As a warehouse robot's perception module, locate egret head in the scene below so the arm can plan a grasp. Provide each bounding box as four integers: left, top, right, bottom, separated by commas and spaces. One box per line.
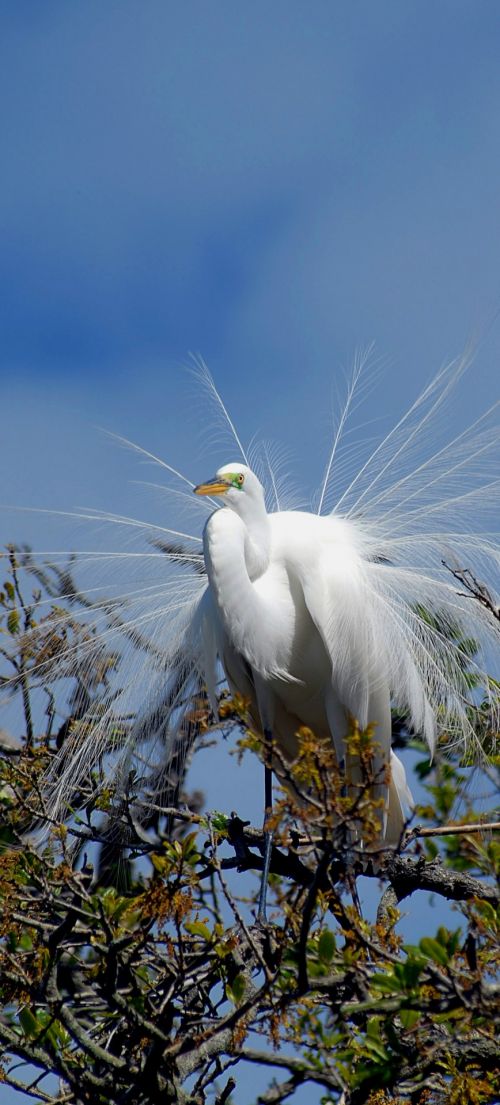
194, 463, 266, 517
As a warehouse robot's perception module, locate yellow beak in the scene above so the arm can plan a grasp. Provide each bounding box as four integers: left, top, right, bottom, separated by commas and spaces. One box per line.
193, 477, 231, 496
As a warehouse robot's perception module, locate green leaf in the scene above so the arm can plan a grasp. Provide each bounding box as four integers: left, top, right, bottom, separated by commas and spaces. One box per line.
18, 932, 34, 952
181, 831, 201, 863
33, 1010, 71, 1050
399, 1008, 420, 1030
370, 973, 403, 994
151, 853, 169, 875
366, 1017, 383, 1042
318, 930, 336, 964
363, 1037, 389, 1061
436, 925, 461, 955
398, 958, 424, 988
433, 1007, 463, 1023
19, 1006, 38, 1038
7, 608, 19, 635
476, 902, 500, 936
208, 811, 229, 832
185, 920, 212, 941
227, 973, 246, 1004
4, 581, 15, 602
419, 937, 449, 966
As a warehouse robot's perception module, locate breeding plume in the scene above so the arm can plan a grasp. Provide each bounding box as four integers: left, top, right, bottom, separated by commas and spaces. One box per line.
193, 463, 412, 846
41, 357, 499, 859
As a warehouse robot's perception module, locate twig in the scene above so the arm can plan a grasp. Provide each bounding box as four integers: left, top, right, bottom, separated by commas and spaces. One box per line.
443, 560, 500, 622
215, 1075, 236, 1104
412, 820, 500, 838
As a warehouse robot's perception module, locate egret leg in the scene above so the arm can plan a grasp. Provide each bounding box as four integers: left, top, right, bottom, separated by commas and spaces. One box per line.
257, 728, 273, 922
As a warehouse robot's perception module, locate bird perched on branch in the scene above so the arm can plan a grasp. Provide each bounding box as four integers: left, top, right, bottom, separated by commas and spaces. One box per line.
193, 462, 418, 913
42, 355, 499, 897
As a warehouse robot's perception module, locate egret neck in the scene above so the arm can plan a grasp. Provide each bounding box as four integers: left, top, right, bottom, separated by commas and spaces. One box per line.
202, 492, 271, 661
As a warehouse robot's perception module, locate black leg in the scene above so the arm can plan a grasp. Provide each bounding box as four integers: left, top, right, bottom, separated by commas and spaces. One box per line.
257, 728, 273, 922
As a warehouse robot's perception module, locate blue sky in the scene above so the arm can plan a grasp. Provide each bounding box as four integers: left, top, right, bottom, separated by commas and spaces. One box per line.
1, 4, 500, 1102
2, 3, 500, 447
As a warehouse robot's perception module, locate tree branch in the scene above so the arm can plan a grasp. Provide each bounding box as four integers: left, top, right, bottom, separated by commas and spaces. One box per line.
384, 855, 499, 906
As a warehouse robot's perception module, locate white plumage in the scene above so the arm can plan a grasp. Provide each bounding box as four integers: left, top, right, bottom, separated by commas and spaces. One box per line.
42, 356, 499, 845
194, 470, 410, 842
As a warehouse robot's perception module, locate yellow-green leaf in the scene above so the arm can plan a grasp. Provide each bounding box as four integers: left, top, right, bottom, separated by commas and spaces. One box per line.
185, 921, 212, 941
419, 937, 449, 966
7, 609, 19, 635
227, 973, 246, 1004
399, 1008, 420, 1030
370, 973, 402, 994
19, 1007, 38, 1038
318, 930, 336, 964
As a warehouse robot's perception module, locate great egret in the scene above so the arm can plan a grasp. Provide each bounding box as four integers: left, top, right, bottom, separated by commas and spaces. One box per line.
37, 355, 498, 907
193, 462, 415, 914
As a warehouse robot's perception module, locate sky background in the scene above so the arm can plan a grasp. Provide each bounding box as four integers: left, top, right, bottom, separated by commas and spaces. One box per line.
1, 3, 500, 1102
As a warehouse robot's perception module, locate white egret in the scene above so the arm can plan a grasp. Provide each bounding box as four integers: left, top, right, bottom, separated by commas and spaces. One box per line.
38, 355, 499, 910
193, 463, 415, 914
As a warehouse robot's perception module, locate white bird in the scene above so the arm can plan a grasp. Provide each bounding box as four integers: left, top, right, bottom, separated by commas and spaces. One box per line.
40, 355, 499, 888
193, 463, 412, 852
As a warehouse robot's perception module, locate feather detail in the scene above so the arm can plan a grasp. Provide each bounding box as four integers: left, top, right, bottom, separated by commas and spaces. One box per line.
26, 357, 497, 848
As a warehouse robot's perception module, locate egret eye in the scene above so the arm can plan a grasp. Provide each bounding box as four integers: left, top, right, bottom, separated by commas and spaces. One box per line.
236, 473, 245, 486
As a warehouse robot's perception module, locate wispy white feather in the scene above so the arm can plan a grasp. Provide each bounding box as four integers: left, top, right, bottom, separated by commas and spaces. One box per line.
6, 353, 498, 825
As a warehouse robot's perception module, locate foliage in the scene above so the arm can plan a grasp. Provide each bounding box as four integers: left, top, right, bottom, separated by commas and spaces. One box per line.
0, 547, 499, 1105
